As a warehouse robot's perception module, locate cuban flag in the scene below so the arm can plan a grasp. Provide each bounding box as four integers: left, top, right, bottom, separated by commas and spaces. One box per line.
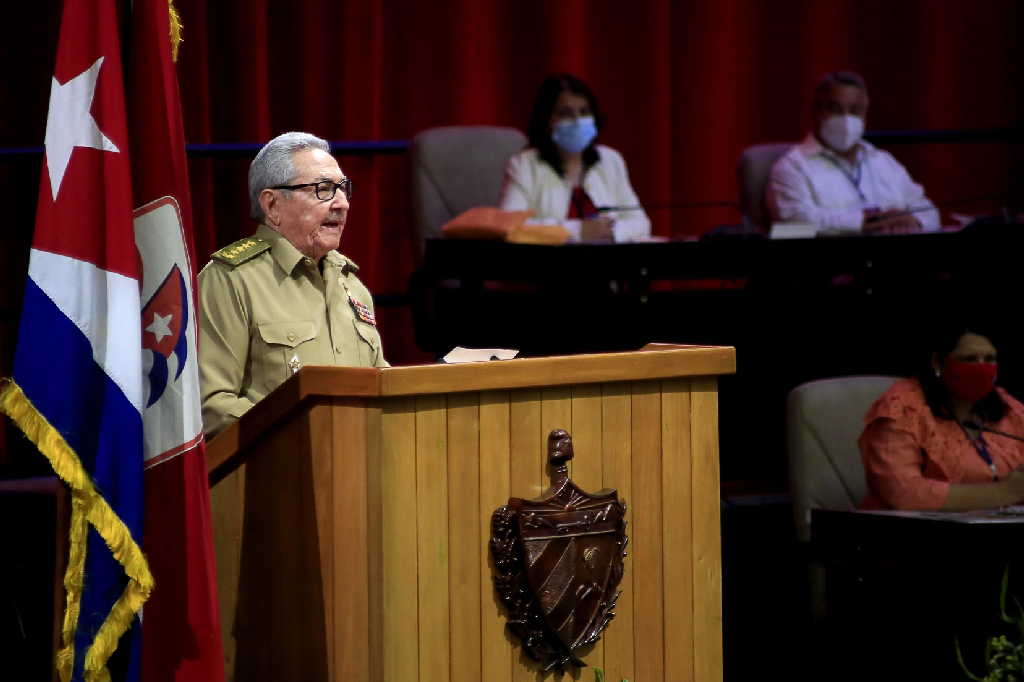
0, 1, 223, 681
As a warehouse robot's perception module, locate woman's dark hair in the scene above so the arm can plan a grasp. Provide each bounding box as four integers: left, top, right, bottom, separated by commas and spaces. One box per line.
526, 74, 604, 178
919, 323, 1005, 422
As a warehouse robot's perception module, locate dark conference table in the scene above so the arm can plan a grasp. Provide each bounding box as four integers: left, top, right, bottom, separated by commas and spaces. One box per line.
420, 228, 980, 284
811, 508, 1024, 681
412, 225, 1022, 482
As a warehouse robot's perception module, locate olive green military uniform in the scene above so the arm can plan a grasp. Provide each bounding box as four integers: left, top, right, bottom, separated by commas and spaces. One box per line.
198, 224, 387, 436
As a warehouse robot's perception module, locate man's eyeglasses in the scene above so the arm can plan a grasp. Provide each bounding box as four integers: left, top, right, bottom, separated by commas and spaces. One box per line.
271, 178, 353, 202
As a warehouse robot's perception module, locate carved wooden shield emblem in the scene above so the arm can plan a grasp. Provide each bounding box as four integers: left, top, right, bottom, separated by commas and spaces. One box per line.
491, 429, 627, 671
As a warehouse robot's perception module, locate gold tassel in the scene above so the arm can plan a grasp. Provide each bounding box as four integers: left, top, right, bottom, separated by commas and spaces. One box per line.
168, 0, 183, 62
0, 379, 154, 682
57, 493, 89, 682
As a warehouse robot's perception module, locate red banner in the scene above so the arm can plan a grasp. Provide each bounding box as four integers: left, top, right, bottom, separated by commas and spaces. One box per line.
126, 2, 224, 680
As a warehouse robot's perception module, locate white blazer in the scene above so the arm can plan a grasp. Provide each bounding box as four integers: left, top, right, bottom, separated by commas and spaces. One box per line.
498, 145, 651, 242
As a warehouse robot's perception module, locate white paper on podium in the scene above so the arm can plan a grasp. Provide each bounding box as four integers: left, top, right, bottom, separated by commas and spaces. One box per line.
442, 346, 519, 363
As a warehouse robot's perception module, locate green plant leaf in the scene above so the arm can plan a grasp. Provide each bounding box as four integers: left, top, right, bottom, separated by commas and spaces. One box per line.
956, 636, 985, 682
1000, 565, 1015, 625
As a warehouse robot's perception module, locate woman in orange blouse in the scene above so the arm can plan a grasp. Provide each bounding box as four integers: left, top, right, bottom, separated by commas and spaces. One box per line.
860, 326, 1024, 510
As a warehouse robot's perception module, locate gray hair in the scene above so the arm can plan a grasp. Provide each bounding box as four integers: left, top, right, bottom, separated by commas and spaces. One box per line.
814, 70, 868, 98
248, 131, 331, 221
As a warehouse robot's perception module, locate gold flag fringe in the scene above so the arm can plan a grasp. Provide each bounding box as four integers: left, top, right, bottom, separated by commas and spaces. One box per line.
168, 1, 183, 62
0, 379, 154, 682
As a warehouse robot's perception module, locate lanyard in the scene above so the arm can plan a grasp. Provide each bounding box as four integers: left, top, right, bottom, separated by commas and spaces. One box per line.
959, 422, 998, 480
824, 154, 867, 203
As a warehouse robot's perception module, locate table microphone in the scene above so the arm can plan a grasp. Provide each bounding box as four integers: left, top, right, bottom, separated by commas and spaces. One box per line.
962, 420, 1024, 443
595, 200, 739, 213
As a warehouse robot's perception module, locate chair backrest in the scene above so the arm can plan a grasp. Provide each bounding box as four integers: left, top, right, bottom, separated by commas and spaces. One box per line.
736, 142, 793, 230
410, 125, 528, 248
787, 375, 898, 541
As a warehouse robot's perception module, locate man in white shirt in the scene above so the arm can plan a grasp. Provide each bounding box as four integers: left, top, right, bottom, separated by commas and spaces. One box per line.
766, 71, 940, 234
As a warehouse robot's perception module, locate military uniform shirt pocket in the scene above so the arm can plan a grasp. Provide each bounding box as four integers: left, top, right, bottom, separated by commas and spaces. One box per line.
352, 319, 381, 367
254, 320, 317, 391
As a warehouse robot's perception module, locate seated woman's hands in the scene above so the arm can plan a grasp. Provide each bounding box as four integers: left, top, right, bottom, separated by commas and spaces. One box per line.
1005, 466, 1024, 504
581, 216, 615, 241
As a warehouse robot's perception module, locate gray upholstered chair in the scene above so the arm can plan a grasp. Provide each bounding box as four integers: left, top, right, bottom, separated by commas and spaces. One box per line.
736, 142, 793, 230
410, 125, 527, 249
787, 375, 898, 541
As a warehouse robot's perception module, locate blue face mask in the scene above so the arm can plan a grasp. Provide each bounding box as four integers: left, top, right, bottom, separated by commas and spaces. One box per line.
551, 116, 597, 154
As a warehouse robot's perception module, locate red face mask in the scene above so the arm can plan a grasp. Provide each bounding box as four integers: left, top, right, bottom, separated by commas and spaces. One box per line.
942, 359, 997, 404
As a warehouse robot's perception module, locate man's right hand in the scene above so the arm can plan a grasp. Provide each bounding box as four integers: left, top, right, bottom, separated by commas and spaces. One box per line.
862, 208, 923, 235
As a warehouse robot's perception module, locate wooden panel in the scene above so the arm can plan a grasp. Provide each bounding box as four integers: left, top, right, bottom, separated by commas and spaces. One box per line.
509, 390, 543, 501
416, 395, 450, 682
661, 380, 694, 681
630, 381, 665, 682
478, 391, 512, 682
570, 384, 605, 670
232, 407, 328, 682
690, 378, 723, 682
330, 403, 371, 682
311, 402, 337, 678
380, 347, 735, 397
599, 384, 634, 681
508, 389, 543, 681
570, 384, 604, 491
447, 393, 482, 682
380, 398, 420, 682
364, 404, 385, 682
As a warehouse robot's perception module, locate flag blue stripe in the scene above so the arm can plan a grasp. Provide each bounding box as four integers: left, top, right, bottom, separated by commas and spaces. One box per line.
173, 267, 189, 380
147, 352, 168, 408
14, 280, 144, 517
13, 277, 144, 681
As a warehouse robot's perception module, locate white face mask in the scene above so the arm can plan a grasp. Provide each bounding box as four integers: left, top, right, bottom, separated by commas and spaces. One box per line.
819, 114, 865, 153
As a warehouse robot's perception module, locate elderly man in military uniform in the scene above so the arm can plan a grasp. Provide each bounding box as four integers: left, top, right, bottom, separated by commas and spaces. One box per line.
198, 131, 387, 436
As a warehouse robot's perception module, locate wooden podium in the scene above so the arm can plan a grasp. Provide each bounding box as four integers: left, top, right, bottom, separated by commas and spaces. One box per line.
207, 345, 735, 682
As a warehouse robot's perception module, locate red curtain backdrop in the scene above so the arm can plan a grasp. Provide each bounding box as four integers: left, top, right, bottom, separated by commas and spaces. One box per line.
4, 0, 1023, 364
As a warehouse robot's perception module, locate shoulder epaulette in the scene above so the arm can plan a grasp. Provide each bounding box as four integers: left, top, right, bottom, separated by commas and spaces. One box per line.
336, 253, 360, 274
211, 237, 270, 267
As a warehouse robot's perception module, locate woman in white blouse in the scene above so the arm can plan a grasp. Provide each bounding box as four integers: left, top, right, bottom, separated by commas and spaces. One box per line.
498, 74, 651, 243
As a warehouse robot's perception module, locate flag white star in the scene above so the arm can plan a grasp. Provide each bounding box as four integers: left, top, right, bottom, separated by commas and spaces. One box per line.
146, 312, 174, 343
44, 56, 120, 200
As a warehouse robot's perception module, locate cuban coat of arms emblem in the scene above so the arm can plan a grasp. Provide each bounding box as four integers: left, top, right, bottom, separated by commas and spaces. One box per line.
490, 429, 628, 671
